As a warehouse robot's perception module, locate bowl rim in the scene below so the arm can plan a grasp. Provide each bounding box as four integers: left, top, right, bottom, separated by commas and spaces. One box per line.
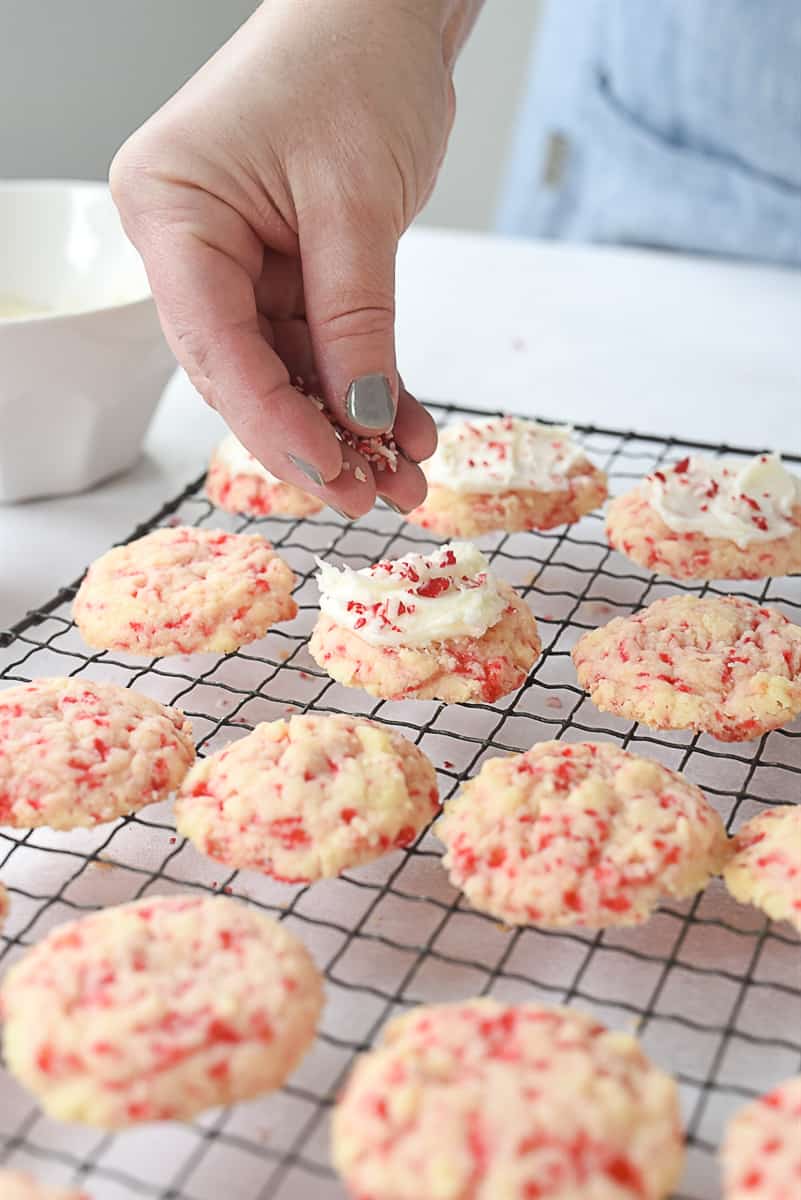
0, 177, 155, 325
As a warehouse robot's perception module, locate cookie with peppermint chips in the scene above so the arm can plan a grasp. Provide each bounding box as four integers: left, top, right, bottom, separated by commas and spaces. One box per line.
722, 1076, 801, 1199
0, 894, 323, 1127
310, 541, 540, 703
332, 998, 684, 1200
206, 432, 324, 518
437, 741, 727, 928
407, 416, 607, 538
724, 805, 801, 932
572, 594, 801, 742
74, 526, 297, 656
176, 713, 439, 881
0, 677, 194, 829
607, 452, 801, 580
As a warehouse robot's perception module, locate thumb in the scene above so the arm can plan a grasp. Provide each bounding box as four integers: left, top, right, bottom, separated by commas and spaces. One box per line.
300, 204, 399, 435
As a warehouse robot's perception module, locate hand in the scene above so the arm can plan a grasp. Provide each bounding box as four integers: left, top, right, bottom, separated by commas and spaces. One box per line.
111, 0, 480, 516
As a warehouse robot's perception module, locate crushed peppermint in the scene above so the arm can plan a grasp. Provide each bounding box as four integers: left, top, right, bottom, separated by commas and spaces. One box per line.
301, 387, 399, 472
315, 542, 508, 647
647, 452, 799, 548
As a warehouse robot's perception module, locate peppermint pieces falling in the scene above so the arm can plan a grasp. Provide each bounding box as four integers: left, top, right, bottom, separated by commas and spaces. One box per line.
302, 388, 399, 474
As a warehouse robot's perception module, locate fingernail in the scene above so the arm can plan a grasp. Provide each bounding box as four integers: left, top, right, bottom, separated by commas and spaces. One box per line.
346, 374, 395, 429
328, 504, 353, 521
381, 496, 413, 516
287, 454, 323, 487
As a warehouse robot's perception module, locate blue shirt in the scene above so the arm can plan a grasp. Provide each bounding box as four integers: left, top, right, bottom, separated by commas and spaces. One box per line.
497, 0, 801, 266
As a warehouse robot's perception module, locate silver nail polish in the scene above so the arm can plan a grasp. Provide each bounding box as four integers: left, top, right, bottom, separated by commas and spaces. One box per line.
287, 454, 323, 487
381, 496, 412, 516
346, 374, 395, 430
328, 503, 353, 521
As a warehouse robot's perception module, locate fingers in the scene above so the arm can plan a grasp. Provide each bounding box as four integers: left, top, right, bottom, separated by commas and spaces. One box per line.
270, 317, 320, 391
376, 454, 428, 514
127, 220, 428, 518
254, 249, 306, 320
317, 450, 426, 520
123, 209, 343, 485
172, 240, 342, 483
257, 226, 436, 478
319, 444, 378, 518
393, 384, 438, 464
300, 204, 399, 438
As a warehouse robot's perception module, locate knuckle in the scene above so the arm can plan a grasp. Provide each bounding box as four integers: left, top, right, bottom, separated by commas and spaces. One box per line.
108, 151, 137, 220
108, 132, 150, 214
173, 328, 217, 407
316, 302, 395, 348
174, 325, 210, 371
109, 126, 174, 235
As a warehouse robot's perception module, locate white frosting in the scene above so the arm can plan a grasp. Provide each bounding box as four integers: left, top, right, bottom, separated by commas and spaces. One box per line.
215, 433, 279, 483
647, 453, 800, 548
316, 542, 507, 647
423, 416, 586, 494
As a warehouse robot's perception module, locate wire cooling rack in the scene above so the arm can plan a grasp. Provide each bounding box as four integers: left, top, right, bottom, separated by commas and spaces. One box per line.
0, 402, 799, 1200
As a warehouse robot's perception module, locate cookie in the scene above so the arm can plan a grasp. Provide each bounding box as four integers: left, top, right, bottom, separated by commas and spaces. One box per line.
407, 416, 607, 538
332, 998, 684, 1200
0, 879, 8, 929
724, 806, 801, 932
0, 894, 323, 1127
73, 526, 297, 657
0, 1173, 90, 1200
607, 453, 801, 580
176, 714, 440, 882
310, 542, 541, 703
437, 741, 728, 928
572, 595, 801, 742
206, 432, 324, 518
0, 677, 194, 829
722, 1076, 801, 1199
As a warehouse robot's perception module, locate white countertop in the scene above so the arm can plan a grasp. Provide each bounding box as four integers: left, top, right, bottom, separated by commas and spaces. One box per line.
2, 226, 800, 630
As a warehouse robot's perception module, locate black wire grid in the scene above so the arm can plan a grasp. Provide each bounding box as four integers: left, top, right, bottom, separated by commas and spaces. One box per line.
0, 402, 799, 1200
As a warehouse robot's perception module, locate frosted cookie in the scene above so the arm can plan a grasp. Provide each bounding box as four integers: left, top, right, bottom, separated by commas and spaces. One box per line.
0, 1174, 90, 1200
722, 1076, 801, 1199
206, 432, 324, 518
724, 806, 801, 932
73, 526, 297, 656
572, 594, 801, 742
607, 453, 801, 580
0, 894, 323, 1128
309, 542, 541, 703
332, 998, 684, 1200
437, 741, 727, 928
406, 416, 607, 538
176, 713, 439, 882
0, 677, 194, 830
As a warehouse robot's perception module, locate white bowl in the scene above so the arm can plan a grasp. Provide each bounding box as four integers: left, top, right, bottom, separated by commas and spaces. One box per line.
0, 180, 176, 502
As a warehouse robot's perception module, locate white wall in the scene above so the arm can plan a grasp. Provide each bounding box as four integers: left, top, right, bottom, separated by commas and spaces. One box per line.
1, 1, 260, 182
421, 1, 541, 230
0, 0, 539, 231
